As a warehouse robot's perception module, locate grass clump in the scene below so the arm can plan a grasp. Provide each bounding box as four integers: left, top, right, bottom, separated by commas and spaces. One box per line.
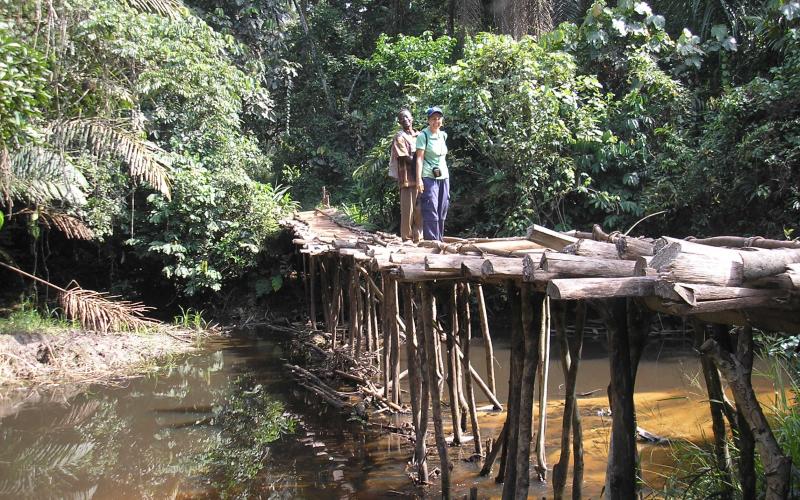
0, 302, 76, 334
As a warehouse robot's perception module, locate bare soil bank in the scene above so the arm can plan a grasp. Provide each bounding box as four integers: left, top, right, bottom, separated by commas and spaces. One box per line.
0, 328, 203, 388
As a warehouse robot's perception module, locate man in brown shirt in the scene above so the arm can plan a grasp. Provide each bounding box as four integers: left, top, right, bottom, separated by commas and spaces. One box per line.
390, 109, 422, 242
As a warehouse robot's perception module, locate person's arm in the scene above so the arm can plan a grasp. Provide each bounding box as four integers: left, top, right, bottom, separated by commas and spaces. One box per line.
415, 148, 424, 192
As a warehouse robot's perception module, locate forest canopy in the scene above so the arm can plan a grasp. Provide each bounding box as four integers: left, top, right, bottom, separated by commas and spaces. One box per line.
0, 0, 798, 302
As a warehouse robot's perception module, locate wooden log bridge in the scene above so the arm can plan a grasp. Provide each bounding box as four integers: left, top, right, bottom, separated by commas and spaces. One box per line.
284, 208, 800, 499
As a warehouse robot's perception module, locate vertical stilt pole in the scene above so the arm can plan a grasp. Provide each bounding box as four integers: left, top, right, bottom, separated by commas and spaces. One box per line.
389, 277, 401, 405
415, 284, 431, 484
476, 284, 497, 400
460, 283, 482, 456
404, 284, 427, 482
598, 298, 637, 499
447, 284, 463, 446
501, 281, 523, 494
309, 255, 317, 330
552, 300, 586, 500
534, 295, 551, 482
513, 285, 541, 499
421, 283, 451, 498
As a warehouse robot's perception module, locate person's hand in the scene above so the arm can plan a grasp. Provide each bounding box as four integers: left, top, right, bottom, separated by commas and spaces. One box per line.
416, 182, 424, 193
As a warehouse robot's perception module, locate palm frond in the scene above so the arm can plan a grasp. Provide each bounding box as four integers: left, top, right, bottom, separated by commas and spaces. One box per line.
121, 0, 186, 19
49, 118, 172, 200
60, 284, 159, 333
9, 145, 88, 206
0, 147, 11, 211
0, 262, 161, 333
40, 210, 95, 240
354, 133, 393, 180
552, 0, 591, 24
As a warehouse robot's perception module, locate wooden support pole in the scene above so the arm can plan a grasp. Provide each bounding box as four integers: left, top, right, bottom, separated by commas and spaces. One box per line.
480, 419, 508, 477
447, 284, 464, 446
534, 295, 551, 482
319, 257, 331, 333
475, 284, 498, 404
421, 283, 451, 498
459, 283, 482, 456
309, 255, 318, 330
552, 300, 586, 500
596, 298, 637, 499
513, 285, 542, 499
409, 284, 430, 484
364, 272, 373, 354
330, 262, 342, 346
501, 281, 524, 494
389, 277, 401, 405
382, 273, 391, 399
450, 343, 504, 411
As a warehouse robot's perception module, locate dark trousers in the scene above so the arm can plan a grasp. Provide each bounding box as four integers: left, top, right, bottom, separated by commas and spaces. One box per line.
421, 177, 450, 241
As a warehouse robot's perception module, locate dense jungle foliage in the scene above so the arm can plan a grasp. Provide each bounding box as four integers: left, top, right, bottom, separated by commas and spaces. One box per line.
0, 0, 798, 305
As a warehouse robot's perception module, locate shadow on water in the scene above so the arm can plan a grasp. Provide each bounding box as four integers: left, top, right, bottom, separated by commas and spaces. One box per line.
0, 328, 777, 499
0, 330, 407, 499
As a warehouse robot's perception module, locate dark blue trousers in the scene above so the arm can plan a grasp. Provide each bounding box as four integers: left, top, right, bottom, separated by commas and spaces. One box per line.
421, 177, 450, 241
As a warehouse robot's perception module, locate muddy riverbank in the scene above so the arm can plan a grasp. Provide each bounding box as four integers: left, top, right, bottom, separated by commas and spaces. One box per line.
0, 328, 203, 388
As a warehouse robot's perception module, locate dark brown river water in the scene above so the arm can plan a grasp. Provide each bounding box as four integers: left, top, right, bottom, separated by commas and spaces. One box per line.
0, 329, 777, 499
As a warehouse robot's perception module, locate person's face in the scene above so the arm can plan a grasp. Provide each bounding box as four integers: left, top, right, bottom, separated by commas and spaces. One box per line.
399, 112, 413, 130
428, 112, 443, 127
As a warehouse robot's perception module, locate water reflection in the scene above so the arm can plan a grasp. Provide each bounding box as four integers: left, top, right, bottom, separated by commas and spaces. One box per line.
0, 337, 298, 499
0, 331, 775, 499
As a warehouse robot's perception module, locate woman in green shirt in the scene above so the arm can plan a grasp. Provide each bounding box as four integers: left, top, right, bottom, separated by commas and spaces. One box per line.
415, 106, 449, 241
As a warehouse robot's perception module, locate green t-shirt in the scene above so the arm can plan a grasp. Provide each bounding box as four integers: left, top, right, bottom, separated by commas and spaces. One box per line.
416, 128, 448, 180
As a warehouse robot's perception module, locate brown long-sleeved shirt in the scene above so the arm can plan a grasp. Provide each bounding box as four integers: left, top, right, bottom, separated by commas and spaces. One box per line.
391, 130, 419, 188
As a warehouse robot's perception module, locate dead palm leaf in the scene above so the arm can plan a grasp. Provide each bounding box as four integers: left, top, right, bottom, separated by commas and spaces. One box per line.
0, 262, 160, 333
48, 118, 172, 200
39, 210, 95, 240
60, 285, 158, 333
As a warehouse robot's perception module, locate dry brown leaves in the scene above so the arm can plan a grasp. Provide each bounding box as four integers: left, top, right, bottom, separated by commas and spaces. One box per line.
59, 285, 160, 333
40, 211, 95, 240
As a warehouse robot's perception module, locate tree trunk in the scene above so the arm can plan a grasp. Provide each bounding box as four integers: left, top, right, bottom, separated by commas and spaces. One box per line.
691, 320, 733, 497
700, 326, 791, 500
